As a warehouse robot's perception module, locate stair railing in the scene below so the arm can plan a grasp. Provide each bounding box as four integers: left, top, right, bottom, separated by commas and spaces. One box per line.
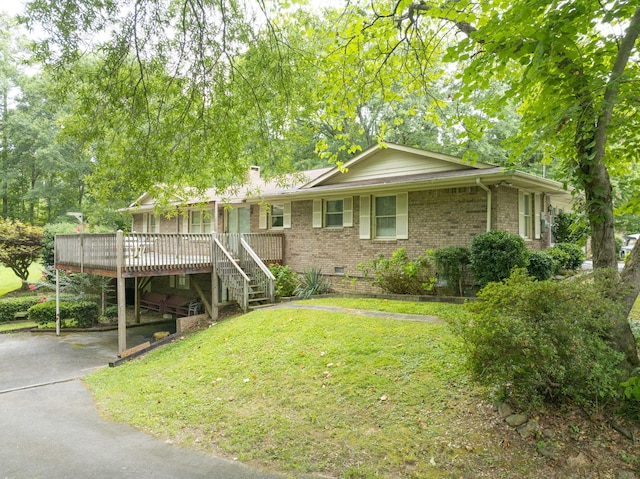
213, 237, 250, 312
239, 237, 275, 304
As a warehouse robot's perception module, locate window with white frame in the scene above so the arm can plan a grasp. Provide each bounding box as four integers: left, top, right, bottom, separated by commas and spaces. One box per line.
259, 202, 291, 229
312, 197, 353, 229
148, 213, 158, 233
190, 210, 211, 233
374, 195, 397, 238
270, 204, 284, 228
325, 199, 344, 227
359, 193, 408, 240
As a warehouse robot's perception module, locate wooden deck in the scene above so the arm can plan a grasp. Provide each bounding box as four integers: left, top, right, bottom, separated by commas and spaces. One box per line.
54, 232, 283, 278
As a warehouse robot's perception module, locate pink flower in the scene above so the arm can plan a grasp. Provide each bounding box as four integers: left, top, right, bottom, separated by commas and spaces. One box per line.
29, 284, 36, 291
39, 296, 47, 303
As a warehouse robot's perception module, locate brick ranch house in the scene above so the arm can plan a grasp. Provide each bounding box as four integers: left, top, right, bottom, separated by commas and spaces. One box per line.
54, 143, 573, 352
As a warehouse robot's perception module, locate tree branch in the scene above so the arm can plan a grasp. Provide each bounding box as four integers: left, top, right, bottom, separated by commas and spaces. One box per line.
594, 6, 640, 164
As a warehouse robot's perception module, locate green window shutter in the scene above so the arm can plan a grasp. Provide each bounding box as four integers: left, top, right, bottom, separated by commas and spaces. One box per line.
259, 205, 267, 229
343, 197, 353, 227
142, 213, 148, 233
312, 199, 322, 228
359, 195, 371, 239
283, 202, 291, 229
396, 192, 408, 239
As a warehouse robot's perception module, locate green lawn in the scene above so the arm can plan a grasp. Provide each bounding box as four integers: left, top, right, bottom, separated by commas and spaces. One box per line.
0, 321, 37, 332
0, 263, 44, 297
85, 300, 548, 478
298, 297, 471, 322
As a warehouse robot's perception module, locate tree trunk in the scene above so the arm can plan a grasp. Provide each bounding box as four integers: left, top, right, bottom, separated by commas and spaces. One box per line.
618, 243, 640, 369
583, 161, 617, 270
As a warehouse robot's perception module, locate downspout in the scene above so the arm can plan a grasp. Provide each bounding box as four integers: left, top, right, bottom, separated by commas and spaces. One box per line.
476, 178, 492, 232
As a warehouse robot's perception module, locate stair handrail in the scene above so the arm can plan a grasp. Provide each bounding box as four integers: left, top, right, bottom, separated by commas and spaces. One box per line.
240, 237, 275, 303
213, 237, 250, 311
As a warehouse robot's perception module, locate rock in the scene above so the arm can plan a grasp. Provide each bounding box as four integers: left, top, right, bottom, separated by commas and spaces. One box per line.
517, 420, 539, 439
505, 413, 528, 427
153, 331, 170, 341
542, 428, 555, 439
538, 447, 559, 461
566, 452, 589, 469
497, 403, 513, 418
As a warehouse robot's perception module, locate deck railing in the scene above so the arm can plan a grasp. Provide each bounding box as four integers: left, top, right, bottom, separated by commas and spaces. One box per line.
55, 233, 118, 271
125, 232, 213, 273
55, 231, 284, 276
215, 233, 283, 265
241, 233, 283, 265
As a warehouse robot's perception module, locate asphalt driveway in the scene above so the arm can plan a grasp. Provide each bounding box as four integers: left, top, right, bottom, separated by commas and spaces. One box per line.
0, 328, 284, 479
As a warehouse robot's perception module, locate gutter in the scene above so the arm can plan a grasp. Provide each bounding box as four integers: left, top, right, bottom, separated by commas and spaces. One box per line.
476, 178, 491, 232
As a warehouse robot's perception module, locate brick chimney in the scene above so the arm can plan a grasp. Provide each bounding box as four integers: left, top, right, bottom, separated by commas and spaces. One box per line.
248, 165, 261, 183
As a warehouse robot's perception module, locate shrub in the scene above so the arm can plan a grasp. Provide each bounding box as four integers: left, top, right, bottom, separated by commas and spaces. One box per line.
28, 301, 98, 328
526, 250, 556, 281
269, 264, 298, 298
294, 267, 331, 299
551, 211, 589, 246
358, 248, 437, 295
548, 242, 585, 272
470, 230, 529, 287
451, 269, 624, 411
104, 304, 119, 318
434, 246, 471, 296
0, 296, 43, 322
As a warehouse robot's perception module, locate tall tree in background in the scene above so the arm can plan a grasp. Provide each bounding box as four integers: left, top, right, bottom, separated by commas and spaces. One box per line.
0, 14, 28, 218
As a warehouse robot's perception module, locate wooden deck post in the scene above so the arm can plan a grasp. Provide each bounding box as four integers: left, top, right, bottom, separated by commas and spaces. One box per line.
211, 233, 219, 320
134, 277, 140, 324
116, 230, 127, 354
55, 269, 60, 336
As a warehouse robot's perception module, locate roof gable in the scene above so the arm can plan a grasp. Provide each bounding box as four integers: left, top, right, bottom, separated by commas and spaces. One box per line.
303, 143, 495, 188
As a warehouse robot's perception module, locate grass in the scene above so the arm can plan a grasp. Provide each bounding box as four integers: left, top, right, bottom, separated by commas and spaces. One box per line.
297, 297, 471, 322
0, 320, 37, 332
629, 295, 640, 322
85, 300, 547, 478
0, 263, 44, 297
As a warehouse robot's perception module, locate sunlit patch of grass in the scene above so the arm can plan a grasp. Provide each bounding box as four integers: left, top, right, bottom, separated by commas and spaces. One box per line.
0, 321, 36, 332
0, 263, 44, 297
629, 295, 640, 322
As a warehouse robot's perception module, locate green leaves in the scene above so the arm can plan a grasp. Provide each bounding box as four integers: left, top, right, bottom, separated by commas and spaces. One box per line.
0, 218, 44, 287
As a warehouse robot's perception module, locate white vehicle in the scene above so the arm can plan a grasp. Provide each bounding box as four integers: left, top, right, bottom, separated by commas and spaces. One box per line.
620, 233, 639, 259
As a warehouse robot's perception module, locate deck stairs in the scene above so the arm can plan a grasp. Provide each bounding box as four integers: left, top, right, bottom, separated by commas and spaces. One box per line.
213, 235, 275, 312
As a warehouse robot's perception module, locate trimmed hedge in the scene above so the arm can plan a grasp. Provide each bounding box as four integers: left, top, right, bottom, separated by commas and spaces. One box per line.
526, 250, 556, 281
470, 230, 529, 286
28, 301, 98, 328
548, 242, 585, 272
0, 297, 43, 322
